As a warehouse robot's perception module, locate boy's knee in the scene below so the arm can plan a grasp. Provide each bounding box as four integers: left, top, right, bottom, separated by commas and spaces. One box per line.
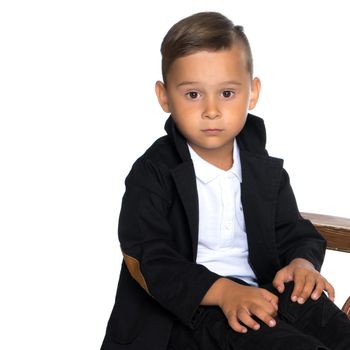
277, 283, 338, 327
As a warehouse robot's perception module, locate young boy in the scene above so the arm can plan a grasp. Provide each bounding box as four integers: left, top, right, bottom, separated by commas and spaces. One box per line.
101, 12, 350, 350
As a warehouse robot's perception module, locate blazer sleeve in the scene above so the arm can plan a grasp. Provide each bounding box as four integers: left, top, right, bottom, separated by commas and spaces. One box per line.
275, 169, 326, 271
118, 158, 221, 328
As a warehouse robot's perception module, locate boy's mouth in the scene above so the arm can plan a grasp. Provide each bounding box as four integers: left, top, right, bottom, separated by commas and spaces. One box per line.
201, 128, 223, 135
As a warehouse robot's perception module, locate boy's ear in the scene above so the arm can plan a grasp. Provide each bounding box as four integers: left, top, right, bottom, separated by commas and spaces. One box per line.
155, 81, 170, 113
248, 77, 261, 110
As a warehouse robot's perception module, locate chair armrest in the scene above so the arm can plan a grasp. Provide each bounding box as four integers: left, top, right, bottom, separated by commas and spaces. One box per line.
301, 212, 350, 253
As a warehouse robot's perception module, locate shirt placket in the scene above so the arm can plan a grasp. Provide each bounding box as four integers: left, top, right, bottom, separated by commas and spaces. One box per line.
220, 172, 235, 247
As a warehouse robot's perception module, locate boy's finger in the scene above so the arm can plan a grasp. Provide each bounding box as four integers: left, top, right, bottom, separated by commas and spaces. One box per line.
227, 313, 248, 333
291, 274, 306, 302
273, 269, 293, 293
312, 280, 335, 302
325, 281, 335, 301
297, 275, 316, 304
250, 306, 277, 328
272, 275, 285, 293
237, 309, 260, 331
261, 289, 279, 311
311, 280, 325, 301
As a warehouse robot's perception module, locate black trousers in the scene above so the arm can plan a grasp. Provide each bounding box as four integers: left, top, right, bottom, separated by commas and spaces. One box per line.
167, 282, 350, 350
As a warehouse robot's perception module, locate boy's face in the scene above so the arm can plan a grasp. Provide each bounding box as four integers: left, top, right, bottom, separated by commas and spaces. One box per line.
155, 46, 260, 165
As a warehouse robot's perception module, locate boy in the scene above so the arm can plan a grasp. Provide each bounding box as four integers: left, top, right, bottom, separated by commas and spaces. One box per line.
101, 12, 350, 350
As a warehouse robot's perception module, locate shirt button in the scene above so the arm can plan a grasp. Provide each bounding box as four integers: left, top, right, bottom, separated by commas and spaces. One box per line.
224, 222, 233, 230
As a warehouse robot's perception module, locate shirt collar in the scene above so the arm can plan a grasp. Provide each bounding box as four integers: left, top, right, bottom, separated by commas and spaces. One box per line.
188, 139, 242, 184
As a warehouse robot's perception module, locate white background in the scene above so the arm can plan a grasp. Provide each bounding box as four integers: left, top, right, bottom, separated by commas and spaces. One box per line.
0, 1, 349, 349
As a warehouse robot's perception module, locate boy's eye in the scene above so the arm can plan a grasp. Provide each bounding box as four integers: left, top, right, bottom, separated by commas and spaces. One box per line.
222, 90, 234, 98
186, 91, 200, 99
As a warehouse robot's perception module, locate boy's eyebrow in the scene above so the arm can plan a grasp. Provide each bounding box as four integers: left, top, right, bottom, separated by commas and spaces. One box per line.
176, 81, 199, 88
176, 80, 242, 88
221, 80, 243, 86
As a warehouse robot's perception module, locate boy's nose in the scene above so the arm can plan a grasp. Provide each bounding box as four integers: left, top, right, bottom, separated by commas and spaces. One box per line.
202, 97, 220, 119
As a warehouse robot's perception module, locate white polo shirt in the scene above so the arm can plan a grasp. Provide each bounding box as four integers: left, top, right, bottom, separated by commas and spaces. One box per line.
188, 139, 257, 286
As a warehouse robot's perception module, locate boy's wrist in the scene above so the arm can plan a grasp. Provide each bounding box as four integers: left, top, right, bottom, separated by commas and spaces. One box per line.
201, 277, 226, 306
289, 257, 315, 270
201, 277, 242, 307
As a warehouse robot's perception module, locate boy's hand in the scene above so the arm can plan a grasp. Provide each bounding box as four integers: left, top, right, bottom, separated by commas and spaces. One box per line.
272, 258, 335, 304
202, 278, 278, 333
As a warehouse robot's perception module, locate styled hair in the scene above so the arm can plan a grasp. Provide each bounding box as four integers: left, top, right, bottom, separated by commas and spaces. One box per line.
160, 12, 253, 84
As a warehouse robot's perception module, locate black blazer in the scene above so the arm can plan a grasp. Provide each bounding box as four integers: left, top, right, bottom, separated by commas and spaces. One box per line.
101, 114, 326, 350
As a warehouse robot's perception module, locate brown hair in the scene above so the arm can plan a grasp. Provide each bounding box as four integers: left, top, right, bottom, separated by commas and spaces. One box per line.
160, 12, 253, 84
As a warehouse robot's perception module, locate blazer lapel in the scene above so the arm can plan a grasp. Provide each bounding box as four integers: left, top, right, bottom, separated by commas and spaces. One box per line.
171, 161, 199, 261
165, 116, 200, 261
240, 150, 283, 283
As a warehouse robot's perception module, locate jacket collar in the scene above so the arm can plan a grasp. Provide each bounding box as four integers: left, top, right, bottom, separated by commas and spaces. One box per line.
164, 116, 192, 162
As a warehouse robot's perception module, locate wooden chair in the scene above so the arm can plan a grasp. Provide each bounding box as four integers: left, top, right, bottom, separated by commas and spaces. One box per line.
301, 212, 350, 318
